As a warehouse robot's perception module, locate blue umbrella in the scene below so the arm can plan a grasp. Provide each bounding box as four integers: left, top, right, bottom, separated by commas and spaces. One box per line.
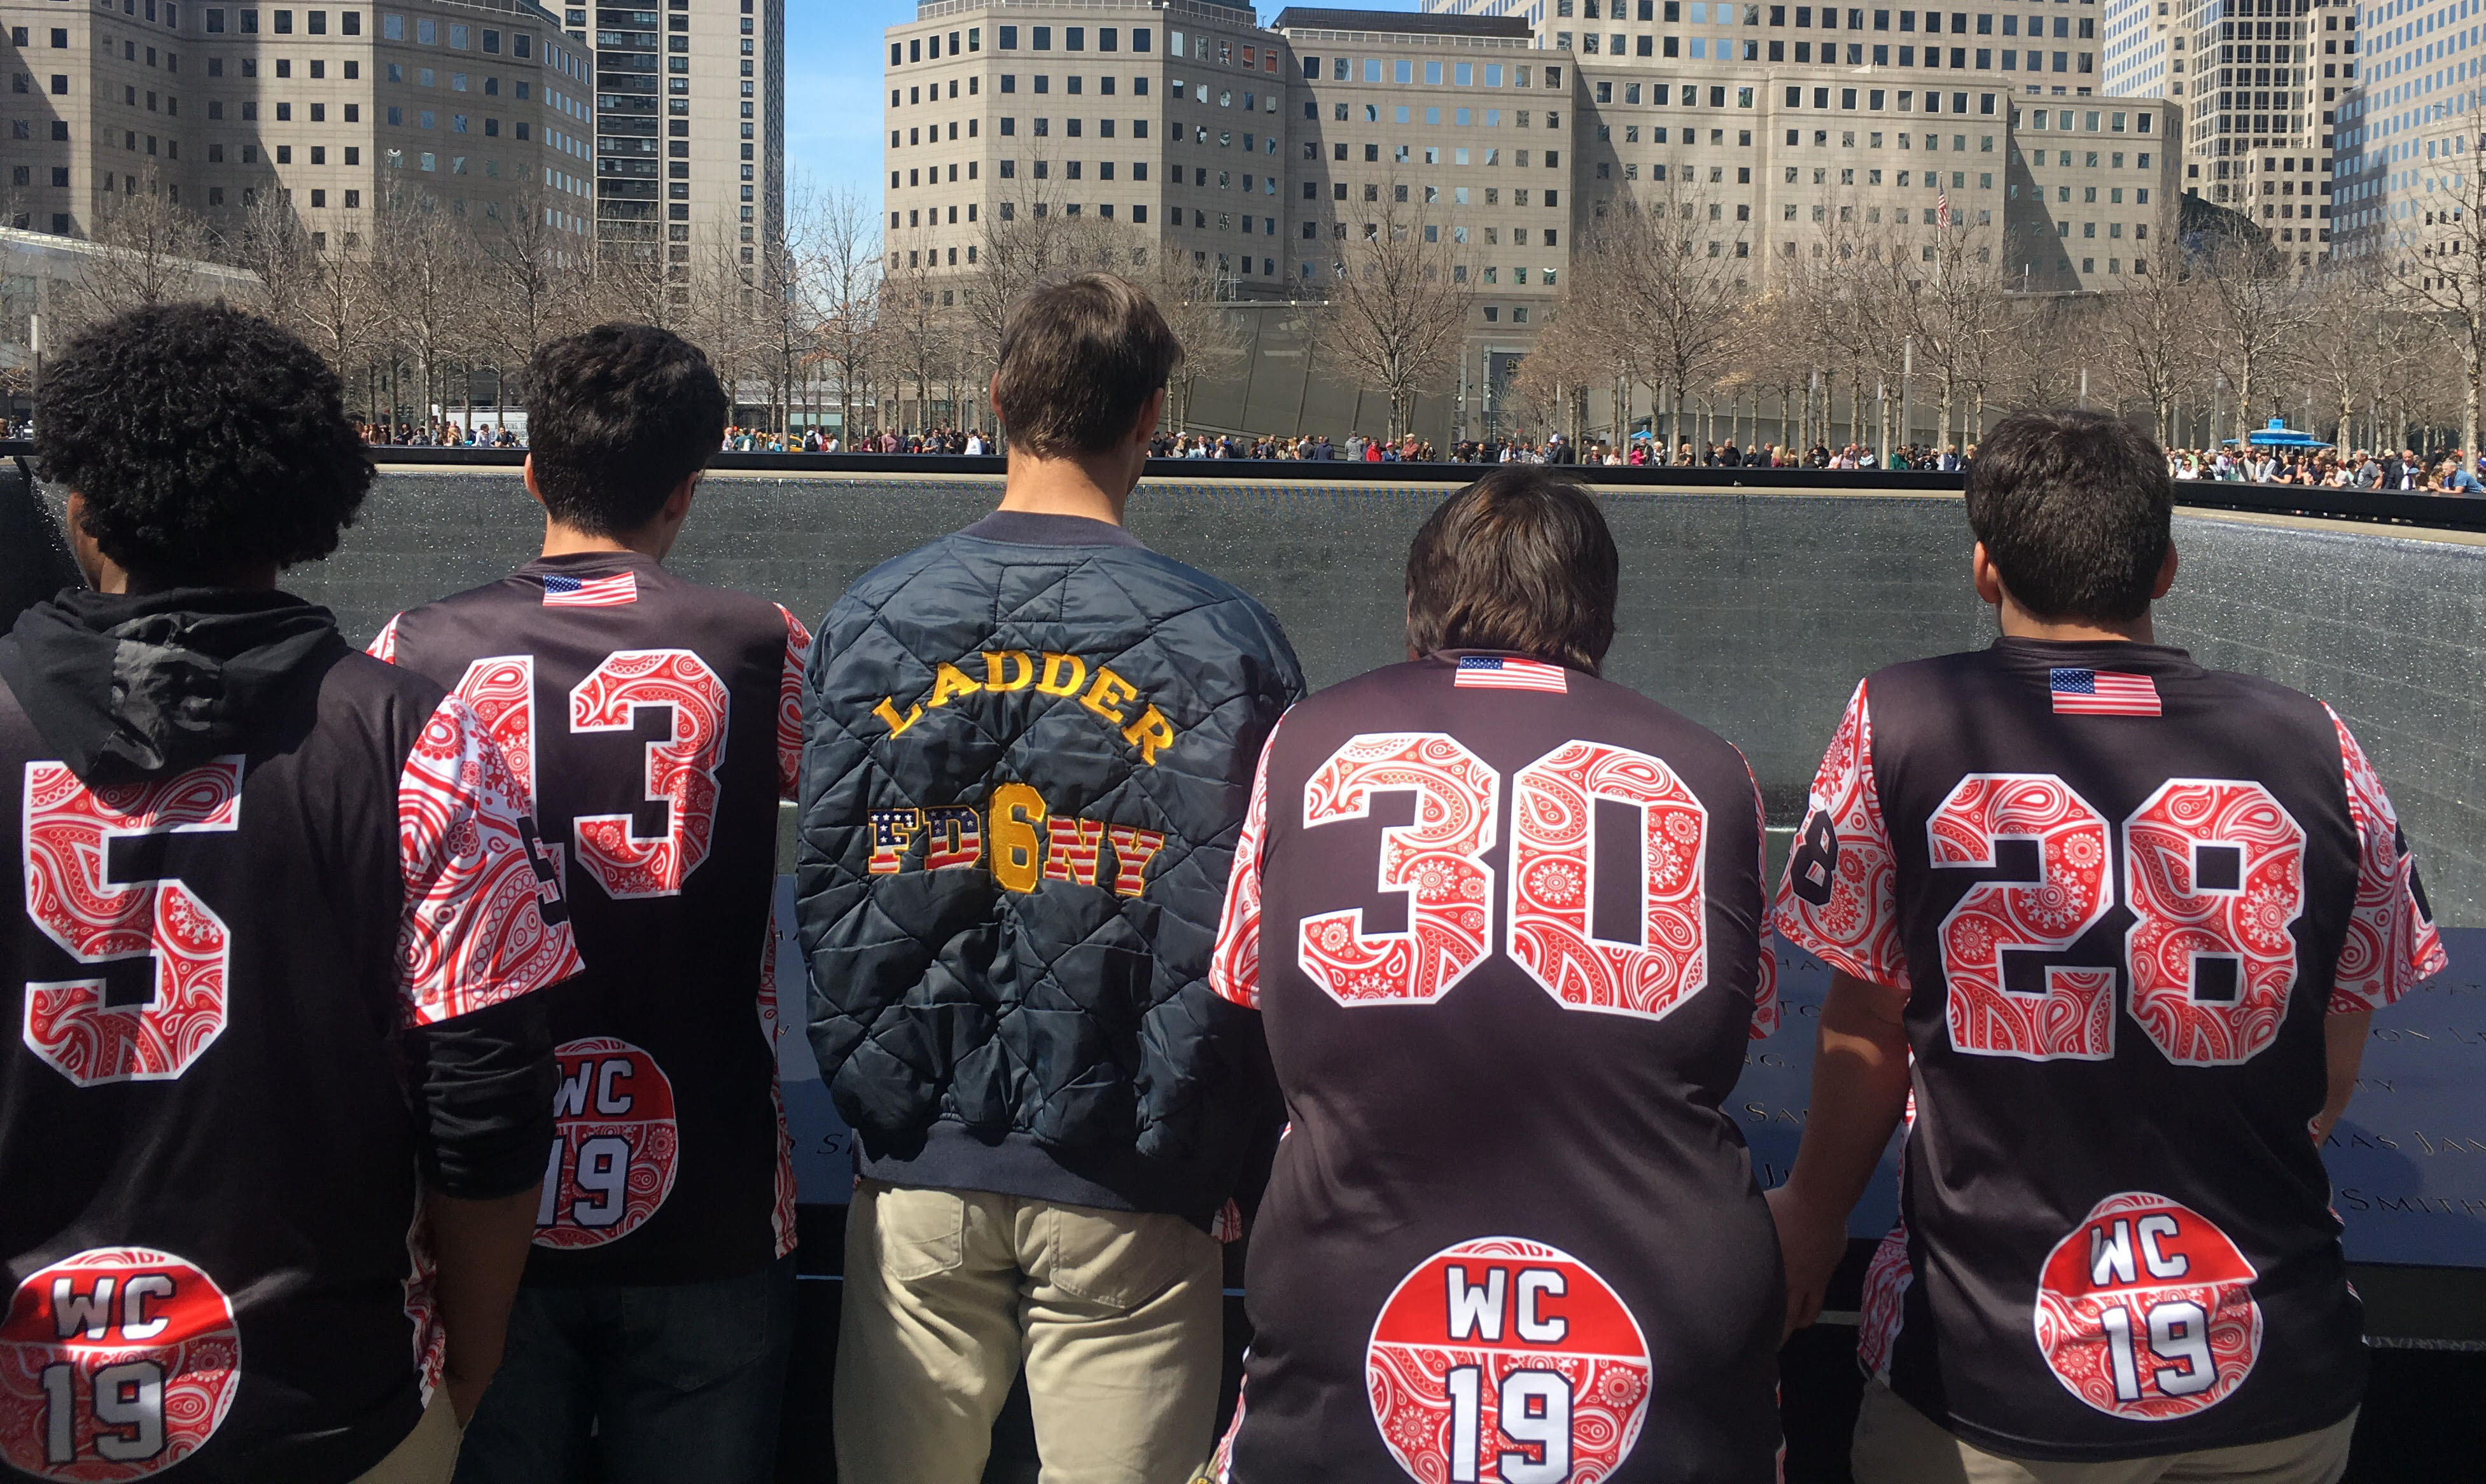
2224, 417, 2333, 449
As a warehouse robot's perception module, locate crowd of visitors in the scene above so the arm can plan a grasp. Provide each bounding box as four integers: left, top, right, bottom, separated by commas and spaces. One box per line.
359, 420, 524, 447
2170, 444, 2486, 493
298, 411, 2485, 494
746, 425, 988, 454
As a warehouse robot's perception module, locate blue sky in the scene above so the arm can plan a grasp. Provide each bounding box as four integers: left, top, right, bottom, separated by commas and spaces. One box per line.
788, 1, 1427, 207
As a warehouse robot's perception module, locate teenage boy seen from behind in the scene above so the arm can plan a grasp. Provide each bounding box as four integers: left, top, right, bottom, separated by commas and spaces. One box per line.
1771, 410, 2444, 1483
1, 303, 579, 1483
372, 325, 810, 1484
1206, 469, 1785, 1483
798, 274, 1303, 1483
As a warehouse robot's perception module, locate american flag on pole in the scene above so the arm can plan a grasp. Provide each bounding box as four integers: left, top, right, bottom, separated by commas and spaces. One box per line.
2050, 667, 2161, 717
542, 571, 638, 608
1937, 189, 1951, 228
1455, 655, 1568, 694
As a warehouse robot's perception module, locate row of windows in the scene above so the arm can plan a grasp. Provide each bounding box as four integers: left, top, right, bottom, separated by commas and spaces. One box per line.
378, 106, 534, 138
95, 0, 176, 30
1299, 58, 1563, 88
1561, 2, 2083, 30
993, 116, 1160, 142
996, 74, 1153, 97
892, 120, 992, 145
1600, 32, 2100, 64
201, 8, 360, 38
986, 25, 1154, 57
891, 75, 982, 104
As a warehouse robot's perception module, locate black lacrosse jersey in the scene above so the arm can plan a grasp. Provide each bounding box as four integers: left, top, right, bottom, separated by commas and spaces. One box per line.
1210, 652, 1784, 1484
1775, 638, 2445, 1462
0, 637, 580, 1481
374, 551, 811, 1285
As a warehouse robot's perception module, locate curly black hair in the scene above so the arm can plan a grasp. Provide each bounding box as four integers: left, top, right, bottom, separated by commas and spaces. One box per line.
34, 302, 372, 580
524, 323, 728, 536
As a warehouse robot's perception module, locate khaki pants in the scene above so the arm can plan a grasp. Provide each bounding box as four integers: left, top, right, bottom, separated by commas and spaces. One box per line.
352, 1390, 463, 1484
835, 1177, 1226, 1484
1852, 1379, 2357, 1484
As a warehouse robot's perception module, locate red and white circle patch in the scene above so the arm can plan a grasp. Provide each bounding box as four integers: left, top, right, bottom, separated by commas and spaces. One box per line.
0, 1247, 242, 1480
1366, 1238, 1652, 1484
533, 1037, 680, 1250
2034, 1192, 2261, 1421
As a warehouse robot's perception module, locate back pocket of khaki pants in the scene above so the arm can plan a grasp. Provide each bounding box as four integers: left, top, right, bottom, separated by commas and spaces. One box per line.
1042, 1207, 1206, 1312
872, 1186, 969, 1282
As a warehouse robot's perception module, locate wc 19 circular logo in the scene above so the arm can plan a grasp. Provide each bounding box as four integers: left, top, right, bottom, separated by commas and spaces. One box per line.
0, 1248, 242, 1480
2034, 1193, 2261, 1421
1366, 1238, 1651, 1484
534, 1037, 680, 1249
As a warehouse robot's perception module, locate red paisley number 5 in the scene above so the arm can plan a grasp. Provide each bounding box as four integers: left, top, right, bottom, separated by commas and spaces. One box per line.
569, 650, 730, 900
20, 760, 242, 1087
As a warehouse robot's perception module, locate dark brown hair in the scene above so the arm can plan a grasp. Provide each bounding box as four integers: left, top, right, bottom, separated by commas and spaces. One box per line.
524, 322, 729, 535
991, 273, 1182, 457
1406, 468, 1619, 674
1965, 409, 2173, 623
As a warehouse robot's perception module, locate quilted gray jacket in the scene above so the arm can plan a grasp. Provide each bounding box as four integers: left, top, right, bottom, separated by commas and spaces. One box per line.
795, 511, 1302, 1225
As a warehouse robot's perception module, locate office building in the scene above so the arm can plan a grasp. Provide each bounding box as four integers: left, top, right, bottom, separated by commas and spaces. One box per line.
882, 1, 2176, 436
3, 0, 597, 249
561, 0, 781, 274
2167, 0, 2344, 267
2330, 0, 2476, 265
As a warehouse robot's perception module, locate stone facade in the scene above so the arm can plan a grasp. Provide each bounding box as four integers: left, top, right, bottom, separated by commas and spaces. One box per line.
554, 0, 782, 275
3, 0, 597, 249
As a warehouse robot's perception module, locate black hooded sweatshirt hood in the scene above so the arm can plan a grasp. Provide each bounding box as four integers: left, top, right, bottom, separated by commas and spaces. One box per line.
0, 587, 347, 786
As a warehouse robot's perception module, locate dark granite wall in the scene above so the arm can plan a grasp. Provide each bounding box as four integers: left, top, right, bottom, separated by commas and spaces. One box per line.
9, 466, 2481, 923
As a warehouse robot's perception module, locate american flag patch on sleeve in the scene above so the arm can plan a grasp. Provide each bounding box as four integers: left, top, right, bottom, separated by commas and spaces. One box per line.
2050, 667, 2161, 717
542, 571, 638, 608
1454, 655, 1568, 693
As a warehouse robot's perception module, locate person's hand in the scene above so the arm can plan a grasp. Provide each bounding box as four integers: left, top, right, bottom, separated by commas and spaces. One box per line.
1767, 1182, 1851, 1342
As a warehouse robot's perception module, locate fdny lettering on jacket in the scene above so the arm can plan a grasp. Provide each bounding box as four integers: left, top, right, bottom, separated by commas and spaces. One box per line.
872, 650, 1180, 765
865, 784, 1168, 896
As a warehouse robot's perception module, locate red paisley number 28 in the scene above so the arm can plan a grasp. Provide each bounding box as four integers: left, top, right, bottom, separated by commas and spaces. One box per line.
1931, 775, 2303, 1066
20, 761, 242, 1088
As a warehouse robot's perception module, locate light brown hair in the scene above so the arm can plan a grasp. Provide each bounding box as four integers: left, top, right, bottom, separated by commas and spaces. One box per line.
1406, 468, 1620, 674
991, 273, 1183, 457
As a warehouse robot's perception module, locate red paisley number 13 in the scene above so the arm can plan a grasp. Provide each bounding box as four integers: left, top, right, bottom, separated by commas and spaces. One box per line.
568, 650, 730, 900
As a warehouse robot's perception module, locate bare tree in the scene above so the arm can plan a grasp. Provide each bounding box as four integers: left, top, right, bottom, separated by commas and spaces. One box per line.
298, 240, 381, 417
2293, 260, 2388, 452
374, 196, 482, 435
1311, 187, 1472, 441
2200, 238, 2314, 445
2092, 205, 2207, 446
60, 169, 220, 329
1890, 206, 2009, 454
812, 184, 883, 444
1506, 286, 1608, 446
477, 178, 589, 412
1581, 187, 1749, 454
1147, 245, 1246, 434
232, 187, 316, 336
